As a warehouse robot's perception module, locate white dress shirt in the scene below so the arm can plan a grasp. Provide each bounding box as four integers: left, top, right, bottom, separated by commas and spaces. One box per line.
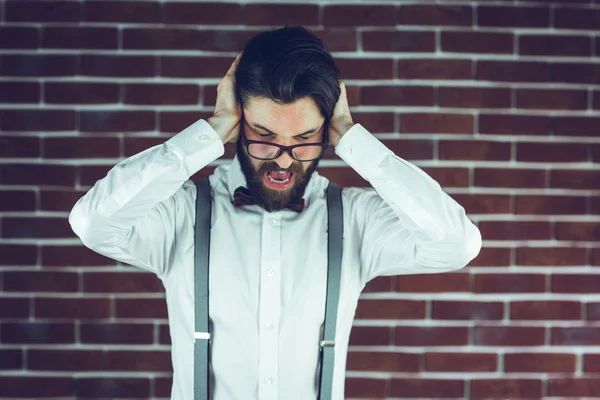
69, 119, 482, 400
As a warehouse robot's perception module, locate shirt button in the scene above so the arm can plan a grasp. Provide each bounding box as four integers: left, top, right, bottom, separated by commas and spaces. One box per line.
266, 269, 274, 277
345, 147, 352, 155
269, 218, 278, 226
264, 376, 273, 384
200, 134, 209, 140
266, 323, 274, 330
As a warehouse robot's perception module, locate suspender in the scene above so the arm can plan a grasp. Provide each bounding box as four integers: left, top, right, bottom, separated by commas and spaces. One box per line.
193, 177, 343, 400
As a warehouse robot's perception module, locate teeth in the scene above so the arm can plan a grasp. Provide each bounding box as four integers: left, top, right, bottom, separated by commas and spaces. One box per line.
267, 174, 290, 184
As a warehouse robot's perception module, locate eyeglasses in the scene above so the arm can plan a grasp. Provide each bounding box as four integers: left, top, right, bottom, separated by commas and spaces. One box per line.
242, 124, 329, 162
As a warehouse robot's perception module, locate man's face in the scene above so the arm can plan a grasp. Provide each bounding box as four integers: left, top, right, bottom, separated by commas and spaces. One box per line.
236, 96, 326, 213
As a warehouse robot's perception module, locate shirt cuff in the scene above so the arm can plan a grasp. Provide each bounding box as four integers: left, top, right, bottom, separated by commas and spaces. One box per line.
165, 119, 225, 175
334, 123, 393, 181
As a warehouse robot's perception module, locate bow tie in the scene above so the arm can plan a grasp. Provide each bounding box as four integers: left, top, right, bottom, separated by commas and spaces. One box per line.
232, 186, 305, 213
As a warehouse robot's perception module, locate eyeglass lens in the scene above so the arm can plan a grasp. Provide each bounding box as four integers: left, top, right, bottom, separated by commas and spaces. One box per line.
248, 143, 323, 161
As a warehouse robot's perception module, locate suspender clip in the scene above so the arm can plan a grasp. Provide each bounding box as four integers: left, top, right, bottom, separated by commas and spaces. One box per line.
194, 332, 211, 341
320, 340, 335, 348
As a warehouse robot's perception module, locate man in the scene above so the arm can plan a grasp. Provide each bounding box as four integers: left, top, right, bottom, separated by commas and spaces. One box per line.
69, 26, 481, 400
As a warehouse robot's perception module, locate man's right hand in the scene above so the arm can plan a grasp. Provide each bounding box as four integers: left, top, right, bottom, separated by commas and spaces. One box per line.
208, 53, 243, 145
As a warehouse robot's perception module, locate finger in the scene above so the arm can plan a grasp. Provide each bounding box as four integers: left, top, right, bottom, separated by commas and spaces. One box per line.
225, 53, 242, 77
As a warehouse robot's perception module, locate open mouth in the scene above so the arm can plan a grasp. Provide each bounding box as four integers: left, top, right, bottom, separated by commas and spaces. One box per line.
263, 171, 295, 190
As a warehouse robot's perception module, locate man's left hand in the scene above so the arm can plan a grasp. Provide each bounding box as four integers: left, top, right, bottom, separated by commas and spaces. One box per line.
329, 81, 354, 147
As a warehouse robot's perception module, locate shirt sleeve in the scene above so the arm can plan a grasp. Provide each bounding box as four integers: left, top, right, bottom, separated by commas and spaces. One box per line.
68, 119, 224, 279
335, 124, 482, 285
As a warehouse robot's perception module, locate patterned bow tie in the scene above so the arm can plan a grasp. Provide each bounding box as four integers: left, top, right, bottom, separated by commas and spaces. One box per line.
232, 186, 305, 213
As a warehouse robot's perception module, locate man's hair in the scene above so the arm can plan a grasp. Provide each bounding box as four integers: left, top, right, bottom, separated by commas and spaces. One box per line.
235, 26, 341, 120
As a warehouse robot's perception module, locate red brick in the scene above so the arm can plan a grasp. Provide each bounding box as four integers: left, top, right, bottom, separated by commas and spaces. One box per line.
478, 6, 550, 27
199, 30, 260, 52
362, 86, 433, 106
319, 167, 368, 188
6, 0, 81, 22
479, 221, 551, 240
442, 31, 513, 54
35, 297, 110, 319
395, 326, 469, 346
80, 323, 154, 344
423, 167, 470, 188
0, 136, 40, 157
475, 273, 546, 293
154, 377, 171, 397
2, 322, 75, 344
554, 7, 600, 30
0, 349, 22, 369
400, 113, 473, 134
336, 58, 394, 80
517, 89, 588, 110
0, 81, 40, 102
556, 222, 600, 241
439, 140, 510, 161
355, 299, 425, 320
554, 116, 600, 136
474, 168, 546, 188
106, 350, 171, 372
28, 349, 105, 371
44, 137, 120, 159
399, 5, 472, 26
0, 164, 75, 186
515, 195, 587, 215
124, 83, 199, 105
123, 28, 204, 50
160, 56, 230, 78
517, 142, 589, 162
42, 27, 117, 49
471, 379, 543, 398
549, 378, 600, 397
245, 4, 318, 26
0, 297, 30, 318
390, 378, 464, 398
0, 109, 75, 131
346, 352, 420, 372
398, 59, 472, 80
438, 87, 511, 109
0, 377, 73, 397
81, 55, 156, 78
3, 271, 78, 292
475, 326, 545, 346
520, 35, 592, 56
115, 298, 168, 319
362, 31, 435, 52
324, 5, 396, 26
505, 353, 576, 373
519, 247, 588, 267
363, 276, 394, 293
313, 29, 358, 52
40, 190, 86, 212
0, 27, 38, 49
479, 113, 551, 135
79, 165, 114, 187
0, 190, 35, 213
426, 352, 496, 372
552, 327, 600, 345
159, 111, 211, 133
594, 249, 600, 266
551, 170, 600, 190
431, 301, 503, 320
449, 194, 511, 214
83, 272, 162, 294
76, 378, 150, 398
163, 2, 241, 25
1, 54, 77, 77
552, 274, 600, 293
349, 326, 391, 346
345, 378, 387, 398
467, 248, 511, 267
84, 1, 159, 22
2, 217, 74, 239
80, 110, 155, 132
511, 301, 582, 320
159, 324, 171, 345
477, 61, 549, 83
44, 82, 119, 104
351, 113, 396, 134
551, 62, 600, 84
583, 354, 600, 372
396, 273, 470, 293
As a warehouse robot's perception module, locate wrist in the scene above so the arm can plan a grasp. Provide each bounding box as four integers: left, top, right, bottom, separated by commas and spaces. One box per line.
207, 115, 237, 144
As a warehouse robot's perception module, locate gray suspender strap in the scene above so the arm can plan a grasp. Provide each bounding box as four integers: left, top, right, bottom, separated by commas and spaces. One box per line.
193, 177, 211, 400
319, 181, 343, 400
193, 178, 343, 400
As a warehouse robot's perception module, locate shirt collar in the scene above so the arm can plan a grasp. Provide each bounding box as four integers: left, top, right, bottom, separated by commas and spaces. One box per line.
226, 154, 324, 210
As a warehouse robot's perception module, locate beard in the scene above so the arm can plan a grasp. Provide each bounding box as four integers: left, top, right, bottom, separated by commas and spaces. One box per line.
236, 134, 321, 213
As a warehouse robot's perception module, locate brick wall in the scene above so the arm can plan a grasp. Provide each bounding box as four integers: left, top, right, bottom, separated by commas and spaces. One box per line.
1, 0, 599, 398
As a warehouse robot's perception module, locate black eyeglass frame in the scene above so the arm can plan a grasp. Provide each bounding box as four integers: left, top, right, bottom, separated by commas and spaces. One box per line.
241, 123, 330, 162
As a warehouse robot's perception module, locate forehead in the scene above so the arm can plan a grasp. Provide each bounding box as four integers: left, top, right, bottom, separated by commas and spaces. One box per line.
244, 97, 323, 136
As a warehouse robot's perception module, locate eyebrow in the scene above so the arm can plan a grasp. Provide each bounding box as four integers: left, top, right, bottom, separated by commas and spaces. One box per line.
250, 122, 322, 137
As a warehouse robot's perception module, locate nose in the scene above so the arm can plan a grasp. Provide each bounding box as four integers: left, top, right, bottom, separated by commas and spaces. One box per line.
274, 148, 295, 170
